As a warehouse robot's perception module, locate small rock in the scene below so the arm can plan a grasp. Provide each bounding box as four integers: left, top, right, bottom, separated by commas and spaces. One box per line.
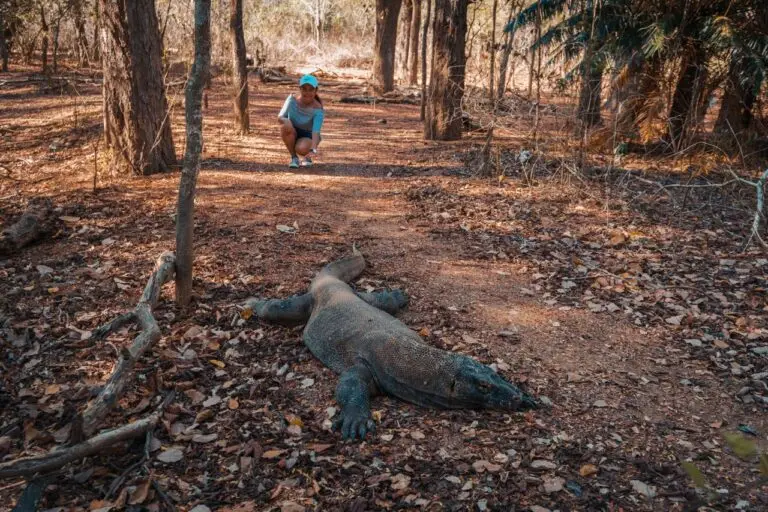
543, 476, 565, 493
751, 346, 768, 355
530, 460, 557, 470
685, 339, 703, 348
529, 507, 551, 512
189, 506, 211, 512
157, 448, 184, 463
538, 396, 553, 407
714, 339, 730, 349
36, 265, 54, 276
593, 400, 608, 408
630, 479, 657, 499
476, 499, 488, 511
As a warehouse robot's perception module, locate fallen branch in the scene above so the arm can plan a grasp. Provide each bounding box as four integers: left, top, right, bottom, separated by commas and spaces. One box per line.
746, 168, 768, 249
339, 94, 420, 105
0, 393, 174, 479
80, 252, 176, 438
0, 199, 55, 257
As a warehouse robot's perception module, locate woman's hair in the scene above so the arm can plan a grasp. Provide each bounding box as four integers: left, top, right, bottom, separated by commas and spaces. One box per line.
315, 92, 323, 107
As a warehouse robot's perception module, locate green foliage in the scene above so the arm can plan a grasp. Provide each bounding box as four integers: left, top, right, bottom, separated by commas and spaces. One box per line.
723, 432, 758, 461
681, 461, 709, 489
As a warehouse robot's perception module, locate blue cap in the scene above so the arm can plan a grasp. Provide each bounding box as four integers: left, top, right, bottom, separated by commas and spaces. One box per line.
299, 74, 319, 88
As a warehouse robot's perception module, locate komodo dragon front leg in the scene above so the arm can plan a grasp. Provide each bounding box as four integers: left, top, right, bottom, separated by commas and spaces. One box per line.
334, 363, 380, 439
246, 289, 408, 326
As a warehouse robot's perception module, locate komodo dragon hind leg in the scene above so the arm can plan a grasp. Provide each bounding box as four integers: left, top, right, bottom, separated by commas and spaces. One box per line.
334, 363, 379, 440
245, 294, 313, 326
248, 290, 409, 326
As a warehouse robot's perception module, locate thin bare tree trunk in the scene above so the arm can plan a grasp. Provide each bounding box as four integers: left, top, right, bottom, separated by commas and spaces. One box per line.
496, 2, 517, 100
409, 0, 421, 85
401, 0, 412, 78
40, 6, 49, 73
420, 0, 431, 120
425, 0, 468, 140
372, 0, 403, 93
100, 0, 177, 175
73, 0, 90, 68
532, 5, 542, 142
176, 0, 212, 307
0, 10, 8, 72
230, 0, 249, 134
480, 0, 498, 176
52, 17, 61, 73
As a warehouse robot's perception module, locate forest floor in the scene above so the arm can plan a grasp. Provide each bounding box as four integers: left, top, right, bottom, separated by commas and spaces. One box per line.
1, 65, 768, 512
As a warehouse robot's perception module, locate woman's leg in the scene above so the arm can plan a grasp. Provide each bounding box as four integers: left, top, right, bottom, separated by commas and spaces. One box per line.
295, 137, 313, 156
280, 120, 297, 157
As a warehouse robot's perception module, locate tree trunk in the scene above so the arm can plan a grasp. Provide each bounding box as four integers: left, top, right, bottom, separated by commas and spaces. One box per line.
0, 10, 8, 72
73, 1, 90, 68
100, 0, 177, 175
424, 0, 468, 140
715, 57, 761, 136
52, 18, 61, 73
480, 0, 498, 176
92, 1, 101, 64
408, 0, 421, 85
420, 0, 431, 120
667, 45, 708, 148
230, 0, 249, 134
577, 60, 603, 127
400, 0, 412, 78
40, 6, 49, 73
373, 0, 403, 93
176, 0, 212, 307
496, 2, 517, 100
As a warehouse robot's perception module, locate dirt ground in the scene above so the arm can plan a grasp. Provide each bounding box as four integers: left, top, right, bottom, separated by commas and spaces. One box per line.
1, 66, 767, 511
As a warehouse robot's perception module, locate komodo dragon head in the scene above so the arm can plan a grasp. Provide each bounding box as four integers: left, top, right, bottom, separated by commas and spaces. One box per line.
448, 356, 538, 411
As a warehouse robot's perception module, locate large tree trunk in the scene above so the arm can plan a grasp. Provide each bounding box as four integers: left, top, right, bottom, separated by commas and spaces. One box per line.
100, 0, 176, 175
424, 0, 468, 140
667, 45, 708, 148
373, 0, 403, 93
91, 1, 101, 64
230, 0, 249, 134
715, 57, 761, 136
420, 0, 431, 120
408, 0, 421, 85
40, 6, 49, 73
176, 0, 212, 307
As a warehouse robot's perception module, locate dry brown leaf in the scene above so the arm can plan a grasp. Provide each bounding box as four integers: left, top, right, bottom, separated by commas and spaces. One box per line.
262, 449, 286, 459
228, 398, 239, 410
185, 389, 206, 405
579, 464, 598, 477
128, 478, 152, 505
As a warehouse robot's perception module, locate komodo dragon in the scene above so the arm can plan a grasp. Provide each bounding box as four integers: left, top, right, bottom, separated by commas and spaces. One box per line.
246, 251, 537, 440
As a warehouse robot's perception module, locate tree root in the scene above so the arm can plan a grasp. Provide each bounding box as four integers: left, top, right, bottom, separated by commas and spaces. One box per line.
80, 252, 176, 438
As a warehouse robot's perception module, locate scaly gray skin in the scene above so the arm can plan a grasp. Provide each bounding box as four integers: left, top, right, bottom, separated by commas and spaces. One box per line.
250, 252, 537, 440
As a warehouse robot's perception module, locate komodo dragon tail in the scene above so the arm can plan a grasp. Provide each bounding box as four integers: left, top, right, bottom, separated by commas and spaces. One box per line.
317, 251, 366, 282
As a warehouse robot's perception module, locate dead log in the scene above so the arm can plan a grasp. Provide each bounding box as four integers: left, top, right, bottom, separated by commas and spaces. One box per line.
80, 252, 176, 438
339, 94, 420, 105
254, 67, 292, 84
0, 393, 173, 480
0, 199, 54, 257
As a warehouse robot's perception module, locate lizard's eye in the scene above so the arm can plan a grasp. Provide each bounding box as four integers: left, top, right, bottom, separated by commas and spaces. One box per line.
478, 381, 492, 393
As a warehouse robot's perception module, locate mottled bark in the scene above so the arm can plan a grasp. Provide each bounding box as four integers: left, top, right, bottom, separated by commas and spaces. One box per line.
52, 17, 61, 73
373, 0, 403, 93
230, 0, 249, 134
100, 0, 176, 175
425, 0, 468, 140
408, 0, 421, 85
419, 0, 431, 120
175, 0, 211, 307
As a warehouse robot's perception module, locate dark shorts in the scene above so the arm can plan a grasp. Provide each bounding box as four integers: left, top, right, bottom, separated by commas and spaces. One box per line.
294, 125, 320, 141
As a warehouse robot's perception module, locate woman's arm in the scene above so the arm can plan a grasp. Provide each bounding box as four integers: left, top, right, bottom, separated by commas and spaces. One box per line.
311, 109, 325, 150
278, 95, 293, 121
